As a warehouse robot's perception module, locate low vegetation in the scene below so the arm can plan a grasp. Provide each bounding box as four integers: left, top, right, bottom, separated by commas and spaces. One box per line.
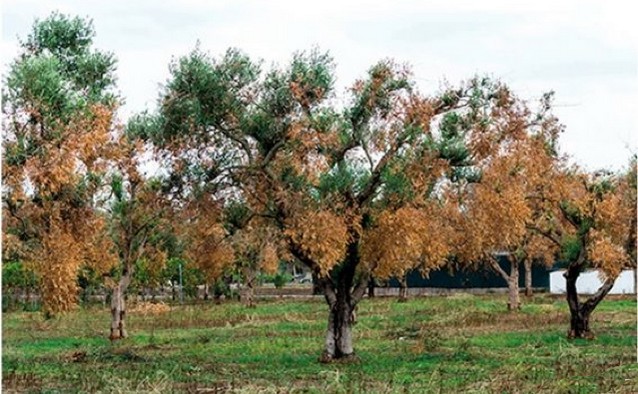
3, 294, 636, 393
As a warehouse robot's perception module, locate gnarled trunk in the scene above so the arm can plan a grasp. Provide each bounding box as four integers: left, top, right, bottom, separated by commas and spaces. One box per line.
289, 234, 366, 363
321, 296, 356, 362
524, 260, 533, 297
110, 264, 133, 340
241, 268, 256, 308
564, 264, 616, 339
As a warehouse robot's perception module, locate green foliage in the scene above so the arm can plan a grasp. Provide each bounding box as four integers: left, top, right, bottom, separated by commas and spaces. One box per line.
24, 12, 94, 58
161, 258, 204, 299
5, 12, 117, 122
272, 272, 293, 289
436, 112, 471, 167
560, 236, 582, 263
2, 261, 39, 312
349, 60, 412, 131
259, 263, 293, 289
223, 201, 251, 234
288, 48, 335, 107
77, 266, 103, 303
110, 174, 124, 200
132, 258, 159, 290
559, 201, 582, 228
159, 47, 259, 142
318, 163, 368, 198
211, 277, 233, 299
2, 261, 37, 291
125, 111, 162, 142
380, 164, 414, 205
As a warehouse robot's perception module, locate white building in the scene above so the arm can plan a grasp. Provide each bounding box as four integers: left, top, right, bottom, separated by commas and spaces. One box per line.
549, 269, 636, 295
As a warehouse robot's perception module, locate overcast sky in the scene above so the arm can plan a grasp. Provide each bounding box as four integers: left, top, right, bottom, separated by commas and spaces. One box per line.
2, 0, 636, 170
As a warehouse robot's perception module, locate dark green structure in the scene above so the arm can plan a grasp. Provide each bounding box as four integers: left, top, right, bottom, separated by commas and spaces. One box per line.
388, 258, 552, 289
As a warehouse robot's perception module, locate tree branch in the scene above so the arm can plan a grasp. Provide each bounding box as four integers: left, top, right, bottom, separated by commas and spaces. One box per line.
582, 275, 616, 314
488, 255, 510, 281
351, 272, 370, 305
527, 224, 562, 248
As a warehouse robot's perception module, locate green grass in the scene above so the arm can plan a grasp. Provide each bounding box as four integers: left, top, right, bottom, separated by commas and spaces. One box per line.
2, 294, 637, 393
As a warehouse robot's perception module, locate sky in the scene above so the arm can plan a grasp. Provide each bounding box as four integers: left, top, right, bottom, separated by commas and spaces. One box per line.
2, 0, 636, 171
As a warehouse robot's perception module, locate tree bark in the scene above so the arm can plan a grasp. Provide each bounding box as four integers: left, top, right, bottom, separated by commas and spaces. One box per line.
524, 259, 533, 297
319, 278, 361, 363
507, 261, 520, 311
243, 282, 255, 308
110, 264, 133, 340
241, 270, 256, 308
398, 274, 408, 303
367, 277, 375, 298
489, 256, 520, 311
311, 272, 323, 295
321, 298, 355, 362
288, 234, 366, 363
564, 263, 616, 339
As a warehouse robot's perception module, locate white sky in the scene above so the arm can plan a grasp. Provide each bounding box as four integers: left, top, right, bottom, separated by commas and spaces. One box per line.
2, 0, 636, 171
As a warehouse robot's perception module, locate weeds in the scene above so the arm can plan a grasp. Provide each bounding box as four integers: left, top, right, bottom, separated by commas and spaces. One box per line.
2, 295, 636, 393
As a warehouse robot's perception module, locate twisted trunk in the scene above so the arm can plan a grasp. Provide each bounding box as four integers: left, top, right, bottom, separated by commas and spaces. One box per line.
564, 263, 616, 339
110, 264, 133, 340
321, 291, 356, 362
327, 239, 367, 362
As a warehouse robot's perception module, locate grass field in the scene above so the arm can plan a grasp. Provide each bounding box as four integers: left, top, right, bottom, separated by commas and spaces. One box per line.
2, 293, 637, 393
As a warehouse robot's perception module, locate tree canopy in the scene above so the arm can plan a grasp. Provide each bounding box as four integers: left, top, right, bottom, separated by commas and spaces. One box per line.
2, 13, 120, 316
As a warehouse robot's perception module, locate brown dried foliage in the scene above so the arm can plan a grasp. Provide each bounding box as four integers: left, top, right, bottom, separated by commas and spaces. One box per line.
3, 105, 120, 315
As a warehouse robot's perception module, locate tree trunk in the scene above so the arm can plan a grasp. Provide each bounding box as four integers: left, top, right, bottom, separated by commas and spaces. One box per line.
25, 286, 31, 309
564, 264, 616, 339
288, 235, 366, 363
489, 256, 519, 311
110, 264, 133, 341
320, 291, 356, 363
507, 261, 520, 311
244, 283, 255, 308
241, 272, 256, 308
203, 283, 209, 301
524, 259, 533, 297
367, 278, 375, 298
398, 274, 408, 303
311, 272, 322, 295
